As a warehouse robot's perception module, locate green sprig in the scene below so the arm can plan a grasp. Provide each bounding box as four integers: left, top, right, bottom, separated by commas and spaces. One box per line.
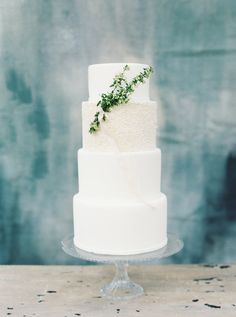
89, 64, 153, 133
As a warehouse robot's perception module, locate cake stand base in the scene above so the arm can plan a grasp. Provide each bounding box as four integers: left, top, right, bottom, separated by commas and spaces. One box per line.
62, 233, 183, 301
100, 262, 144, 300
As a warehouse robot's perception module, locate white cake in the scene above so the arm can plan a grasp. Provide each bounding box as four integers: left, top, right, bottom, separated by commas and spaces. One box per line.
73, 63, 167, 255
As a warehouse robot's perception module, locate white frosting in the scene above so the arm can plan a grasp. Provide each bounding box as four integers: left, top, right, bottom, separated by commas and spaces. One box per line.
82, 101, 157, 152
72, 63, 168, 255
73, 193, 167, 255
78, 149, 161, 202
88, 63, 150, 103
73, 148, 167, 255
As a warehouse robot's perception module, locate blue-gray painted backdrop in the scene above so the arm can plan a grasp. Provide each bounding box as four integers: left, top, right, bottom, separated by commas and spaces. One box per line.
0, 0, 236, 264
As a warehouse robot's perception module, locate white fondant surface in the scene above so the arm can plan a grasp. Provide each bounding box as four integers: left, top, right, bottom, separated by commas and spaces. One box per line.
72, 63, 168, 256
73, 193, 167, 255
88, 63, 150, 103
82, 101, 157, 152
78, 149, 161, 202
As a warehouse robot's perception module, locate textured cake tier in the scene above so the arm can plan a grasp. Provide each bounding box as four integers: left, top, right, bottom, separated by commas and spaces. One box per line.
78, 149, 161, 202
73, 193, 167, 255
82, 101, 157, 152
88, 63, 150, 103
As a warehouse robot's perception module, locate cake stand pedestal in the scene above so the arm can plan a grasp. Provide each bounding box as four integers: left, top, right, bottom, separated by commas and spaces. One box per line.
61, 233, 183, 301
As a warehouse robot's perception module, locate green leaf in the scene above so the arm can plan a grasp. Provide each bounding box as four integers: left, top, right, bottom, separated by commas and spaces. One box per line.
89, 65, 154, 133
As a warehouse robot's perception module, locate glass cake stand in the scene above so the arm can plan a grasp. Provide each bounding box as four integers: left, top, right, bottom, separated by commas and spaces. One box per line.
61, 233, 183, 301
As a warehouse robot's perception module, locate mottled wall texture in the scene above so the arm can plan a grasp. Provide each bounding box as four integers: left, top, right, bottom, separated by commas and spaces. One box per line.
0, 0, 236, 264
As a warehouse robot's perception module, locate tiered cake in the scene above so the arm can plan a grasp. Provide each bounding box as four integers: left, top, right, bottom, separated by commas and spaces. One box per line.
73, 63, 167, 255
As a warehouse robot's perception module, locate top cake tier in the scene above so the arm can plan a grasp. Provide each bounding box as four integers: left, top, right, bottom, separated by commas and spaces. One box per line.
88, 63, 150, 102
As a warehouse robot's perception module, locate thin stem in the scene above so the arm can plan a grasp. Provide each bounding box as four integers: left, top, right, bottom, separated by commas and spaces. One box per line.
113, 262, 130, 283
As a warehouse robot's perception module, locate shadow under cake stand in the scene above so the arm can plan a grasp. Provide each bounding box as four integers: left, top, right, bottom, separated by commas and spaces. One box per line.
62, 234, 183, 300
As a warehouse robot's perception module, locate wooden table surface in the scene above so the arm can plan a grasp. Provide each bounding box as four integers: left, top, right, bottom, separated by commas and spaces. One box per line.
0, 265, 235, 317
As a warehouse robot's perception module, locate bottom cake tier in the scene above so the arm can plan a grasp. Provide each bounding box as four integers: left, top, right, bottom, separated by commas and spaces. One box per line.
73, 193, 167, 255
